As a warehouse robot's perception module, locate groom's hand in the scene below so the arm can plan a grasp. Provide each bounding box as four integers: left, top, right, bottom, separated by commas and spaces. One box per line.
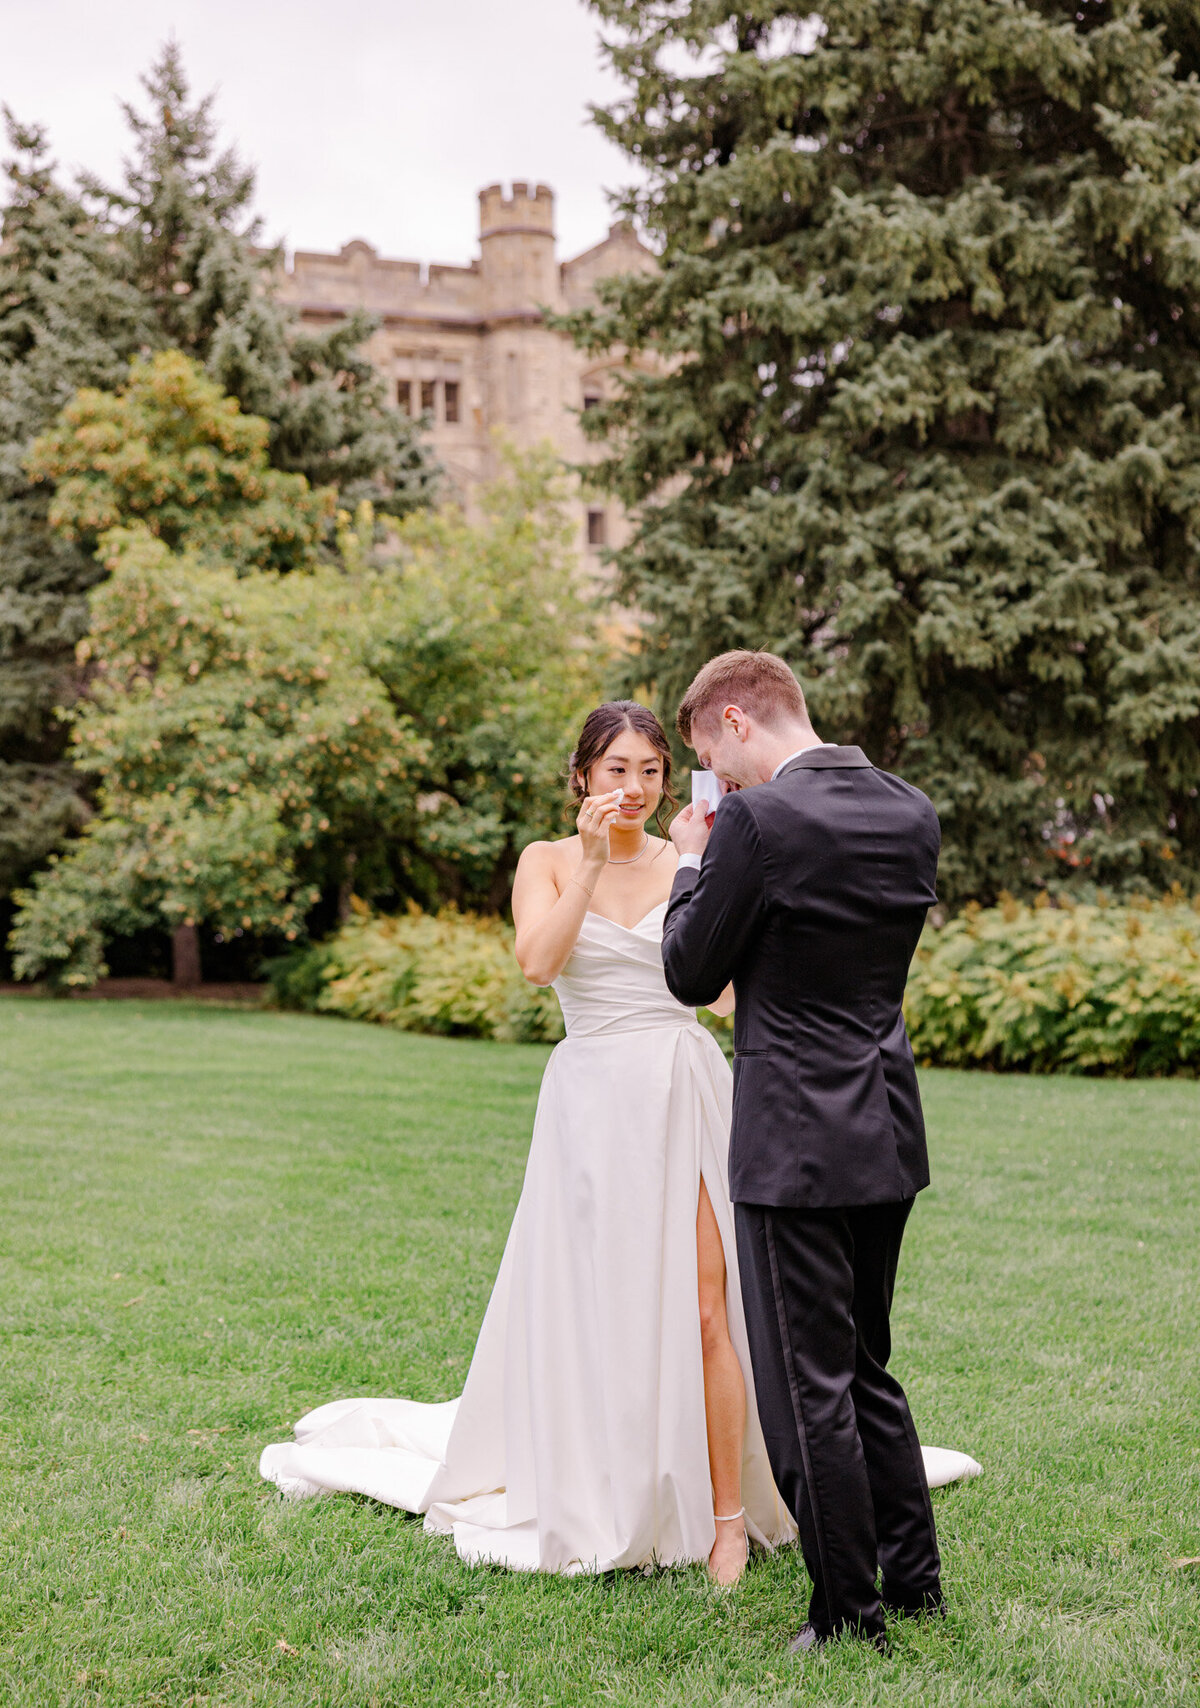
670, 802, 711, 860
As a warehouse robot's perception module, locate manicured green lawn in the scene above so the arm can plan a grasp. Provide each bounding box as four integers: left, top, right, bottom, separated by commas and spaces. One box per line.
1, 997, 1197, 1707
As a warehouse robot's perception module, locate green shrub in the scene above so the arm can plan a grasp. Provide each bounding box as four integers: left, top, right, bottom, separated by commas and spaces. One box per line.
904, 892, 1200, 1076
272, 892, 1200, 1078
267, 903, 564, 1045
698, 1008, 733, 1058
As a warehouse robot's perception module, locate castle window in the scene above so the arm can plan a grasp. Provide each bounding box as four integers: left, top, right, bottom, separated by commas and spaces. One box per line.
582, 392, 601, 411
587, 509, 607, 548
420, 380, 436, 415
443, 381, 460, 424
396, 379, 414, 414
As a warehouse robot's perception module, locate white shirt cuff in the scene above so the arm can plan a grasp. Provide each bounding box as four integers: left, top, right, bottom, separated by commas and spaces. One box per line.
677, 853, 702, 871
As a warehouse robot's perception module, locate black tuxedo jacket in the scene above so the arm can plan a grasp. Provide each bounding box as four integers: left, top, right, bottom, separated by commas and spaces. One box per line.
662, 747, 939, 1208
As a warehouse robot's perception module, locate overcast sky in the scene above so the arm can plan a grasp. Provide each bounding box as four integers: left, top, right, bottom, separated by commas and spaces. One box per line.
2, 0, 642, 267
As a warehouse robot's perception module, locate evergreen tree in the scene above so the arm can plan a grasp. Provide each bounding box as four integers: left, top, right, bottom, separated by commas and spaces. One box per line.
0, 45, 438, 922
573, 0, 1200, 905
0, 116, 150, 896
81, 41, 438, 515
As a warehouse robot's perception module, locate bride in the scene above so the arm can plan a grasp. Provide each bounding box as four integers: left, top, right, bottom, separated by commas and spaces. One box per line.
259, 701, 976, 1583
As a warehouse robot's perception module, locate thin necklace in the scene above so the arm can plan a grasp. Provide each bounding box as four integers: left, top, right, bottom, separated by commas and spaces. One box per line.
608, 834, 650, 865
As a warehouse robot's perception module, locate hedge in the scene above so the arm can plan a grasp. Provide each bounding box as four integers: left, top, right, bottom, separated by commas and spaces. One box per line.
267, 902, 564, 1044
270, 892, 1200, 1076
904, 892, 1200, 1076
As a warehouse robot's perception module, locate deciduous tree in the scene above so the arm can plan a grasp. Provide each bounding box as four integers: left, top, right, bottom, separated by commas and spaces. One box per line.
9, 527, 429, 988
0, 45, 438, 924
9, 394, 604, 985
28, 350, 333, 573
369, 445, 606, 911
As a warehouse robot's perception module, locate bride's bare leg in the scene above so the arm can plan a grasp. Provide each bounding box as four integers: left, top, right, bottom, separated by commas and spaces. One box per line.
697, 1176, 747, 1586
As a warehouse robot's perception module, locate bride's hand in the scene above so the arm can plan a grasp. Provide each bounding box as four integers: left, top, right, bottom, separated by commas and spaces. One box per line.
577, 791, 623, 869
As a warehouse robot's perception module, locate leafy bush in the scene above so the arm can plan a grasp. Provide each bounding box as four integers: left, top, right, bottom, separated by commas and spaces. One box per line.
8, 359, 607, 987
27, 351, 333, 572
9, 527, 427, 987
267, 902, 565, 1045
366, 443, 606, 910
904, 892, 1200, 1076
271, 892, 1200, 1075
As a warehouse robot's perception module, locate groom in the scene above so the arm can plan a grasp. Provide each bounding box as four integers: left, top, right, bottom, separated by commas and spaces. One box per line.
662, 650, 943, 1654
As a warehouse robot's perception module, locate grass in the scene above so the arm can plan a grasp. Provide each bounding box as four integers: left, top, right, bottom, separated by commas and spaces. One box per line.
0, 996, 1197, 1708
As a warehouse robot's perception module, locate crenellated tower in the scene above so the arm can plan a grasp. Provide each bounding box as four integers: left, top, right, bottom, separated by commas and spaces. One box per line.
477, 181, 560, 314
275, 182, 656, 567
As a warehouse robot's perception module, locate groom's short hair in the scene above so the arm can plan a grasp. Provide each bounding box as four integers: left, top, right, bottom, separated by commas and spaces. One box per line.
676, 650, 808, 744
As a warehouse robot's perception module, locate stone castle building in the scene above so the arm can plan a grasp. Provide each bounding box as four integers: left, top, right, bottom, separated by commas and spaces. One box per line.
275, 183, 655, 558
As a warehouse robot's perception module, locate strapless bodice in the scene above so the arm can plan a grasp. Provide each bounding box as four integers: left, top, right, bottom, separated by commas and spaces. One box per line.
552, 904, 700, 1039
260, 897, 980, 1574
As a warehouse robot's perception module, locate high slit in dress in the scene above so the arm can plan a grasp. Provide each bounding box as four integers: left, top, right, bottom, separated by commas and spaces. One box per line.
259, 903, 977, 1572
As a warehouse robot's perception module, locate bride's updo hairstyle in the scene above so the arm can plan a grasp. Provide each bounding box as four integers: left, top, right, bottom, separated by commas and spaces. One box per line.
568, 701, 677, 836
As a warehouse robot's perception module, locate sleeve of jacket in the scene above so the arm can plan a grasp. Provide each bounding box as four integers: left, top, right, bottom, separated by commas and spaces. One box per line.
661, 790, 768, 1007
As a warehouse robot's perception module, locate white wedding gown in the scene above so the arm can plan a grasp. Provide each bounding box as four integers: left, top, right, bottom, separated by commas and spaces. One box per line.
260, 903, 979, 1572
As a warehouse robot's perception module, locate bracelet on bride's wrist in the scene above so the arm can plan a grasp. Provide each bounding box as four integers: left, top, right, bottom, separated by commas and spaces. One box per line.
570, 874, 596, 898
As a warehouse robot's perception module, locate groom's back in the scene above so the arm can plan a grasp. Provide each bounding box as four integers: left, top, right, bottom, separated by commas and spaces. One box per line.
724, 750, 939, 1207
751, 756, 938, 1004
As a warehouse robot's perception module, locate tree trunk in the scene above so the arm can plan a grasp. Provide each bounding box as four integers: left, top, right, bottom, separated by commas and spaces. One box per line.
336, 852, 358, 923
172, 922, 201, 988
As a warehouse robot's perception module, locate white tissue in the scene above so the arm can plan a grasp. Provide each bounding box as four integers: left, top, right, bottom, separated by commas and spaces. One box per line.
690, 770, 724, 815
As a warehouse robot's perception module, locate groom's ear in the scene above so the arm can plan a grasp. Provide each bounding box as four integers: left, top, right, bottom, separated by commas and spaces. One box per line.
721, 703, 750, 741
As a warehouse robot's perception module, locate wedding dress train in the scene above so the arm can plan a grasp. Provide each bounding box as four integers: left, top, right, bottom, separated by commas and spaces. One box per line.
259, 903, 979, 1572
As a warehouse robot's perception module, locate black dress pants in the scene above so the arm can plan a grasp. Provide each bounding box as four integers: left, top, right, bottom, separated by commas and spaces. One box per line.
735, 1198, 941, 1640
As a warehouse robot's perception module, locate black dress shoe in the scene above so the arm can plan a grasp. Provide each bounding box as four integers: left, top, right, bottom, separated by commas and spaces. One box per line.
787, 1623, 825, 1656
882, 1592, 947, 1620
789, 1622, 889, 1657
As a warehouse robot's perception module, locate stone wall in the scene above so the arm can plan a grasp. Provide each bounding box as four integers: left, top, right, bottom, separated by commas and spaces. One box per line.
274, 182, 656, 563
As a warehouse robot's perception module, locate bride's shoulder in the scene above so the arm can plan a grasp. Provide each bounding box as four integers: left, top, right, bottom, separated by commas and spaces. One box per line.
512, 839, 577, 917
516, 837, 578, 879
